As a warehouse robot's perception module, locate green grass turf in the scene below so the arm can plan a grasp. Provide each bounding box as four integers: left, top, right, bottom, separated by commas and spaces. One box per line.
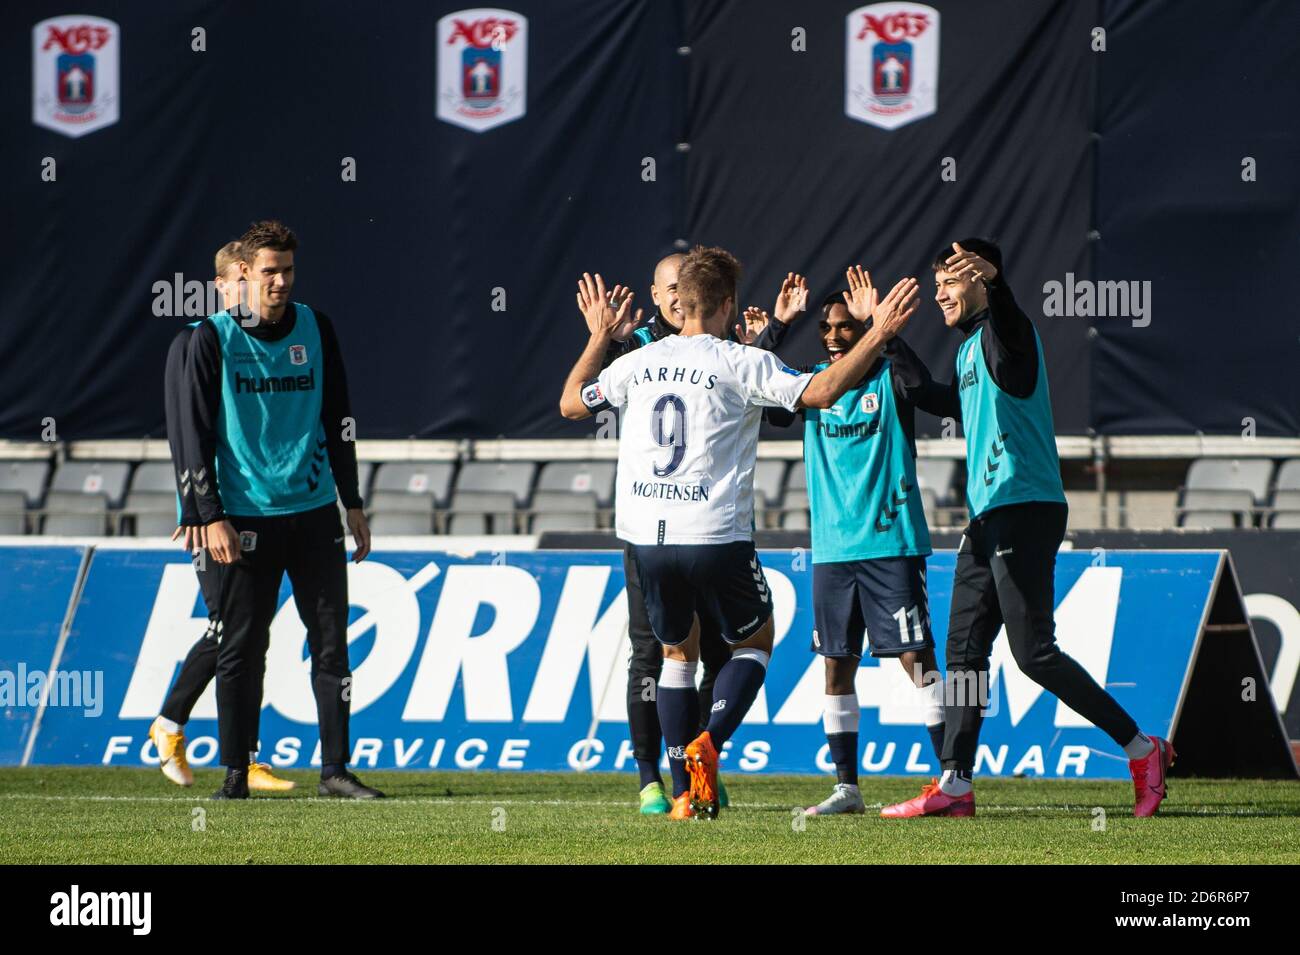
0, 767, 1296, 864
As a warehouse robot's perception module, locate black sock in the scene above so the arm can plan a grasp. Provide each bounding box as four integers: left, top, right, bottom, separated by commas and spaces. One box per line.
827, 732, 859, 785
704, 651, 768, 747
321, 762, 345, 780
637, 759, 662, 789
927, 722, 946, 764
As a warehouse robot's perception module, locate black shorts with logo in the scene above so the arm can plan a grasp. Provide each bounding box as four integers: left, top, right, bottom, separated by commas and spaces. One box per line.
811, 556, 932, 658
630, 540, 773, 647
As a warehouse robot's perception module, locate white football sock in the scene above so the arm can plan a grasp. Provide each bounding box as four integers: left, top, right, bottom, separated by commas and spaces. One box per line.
660, 658, 698, 689
823, 693, 860, 736
939, 769, 973, 797
922, 680, 945, 726
1124, 733, 1155, 759
155, 716, 181, 735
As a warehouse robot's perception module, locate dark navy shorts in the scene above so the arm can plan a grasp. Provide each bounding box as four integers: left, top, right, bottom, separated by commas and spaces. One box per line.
630, 541, 773, 647
811, 556, 932, 658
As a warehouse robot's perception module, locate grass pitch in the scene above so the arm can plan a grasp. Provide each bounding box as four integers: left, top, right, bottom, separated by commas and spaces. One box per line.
1, 767, 1296, 864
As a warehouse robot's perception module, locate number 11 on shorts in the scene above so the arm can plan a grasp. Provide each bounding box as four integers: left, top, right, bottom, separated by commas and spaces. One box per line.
893, 605, 923, 644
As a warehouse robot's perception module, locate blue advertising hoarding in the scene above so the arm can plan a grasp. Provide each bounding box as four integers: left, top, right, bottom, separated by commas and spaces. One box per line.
0, 545, 90, 763
9, 546, 1232, 780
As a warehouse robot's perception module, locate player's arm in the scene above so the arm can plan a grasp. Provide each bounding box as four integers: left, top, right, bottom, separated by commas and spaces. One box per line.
943, 243, 1036, 398
737, 272, 808, 349
316, 312, 370, 562
560, 273, 640, 420
163, 328, 203, 553
885, 335, 962, 421
798, 271, 918, 410
182, 320, 240, 564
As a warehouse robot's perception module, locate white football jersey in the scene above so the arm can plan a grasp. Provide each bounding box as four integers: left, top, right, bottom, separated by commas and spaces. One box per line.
584, 334, 813, 545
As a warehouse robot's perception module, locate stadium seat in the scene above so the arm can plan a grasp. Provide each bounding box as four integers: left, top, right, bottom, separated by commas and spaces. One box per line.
786, 460, 806, 494
1066, 491, 1103, 530
536, 461, 616, 508
1271, 489, 1300, 512
919, 486, 939, 527
42, 490, 109, 535
371, 462, 456, 509
529, 490, 598, 532
1178, 488, 1255, 526
129, 461, 176, 494
356, 460, 375, 504
753, 460, 788, 508
0, 458, 52, 507
50, 460, 132, 509
446, 490, 516, 535
454, 461, 537, 507
914, 458, 959, 506
367, 489, 435, 535
1270, 511, 1300, 529
1274, 459, 1300, 491
0, 489, 27, 534
781, 489, 809, 529
1117, 490, 1178, 529
1178, 510, 1240, 530
122, 490, 177, 536
1185, 458, 1274, 503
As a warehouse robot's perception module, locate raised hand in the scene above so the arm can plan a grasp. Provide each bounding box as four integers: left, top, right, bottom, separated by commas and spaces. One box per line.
841, 265, 878, 323
873, 277, 920, 340
576, 273, 641, 339
736, 306, 770, 344
945, 242, 998, 284
773, 272, 809, 325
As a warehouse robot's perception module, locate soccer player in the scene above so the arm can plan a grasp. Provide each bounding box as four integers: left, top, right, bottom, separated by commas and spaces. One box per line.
561, 247, 917, 819
880, 239, 1173, 818
596, 253, 796, 815
183, 220, 382, 800
764, 267, 949, 816
149, 242, 293, 791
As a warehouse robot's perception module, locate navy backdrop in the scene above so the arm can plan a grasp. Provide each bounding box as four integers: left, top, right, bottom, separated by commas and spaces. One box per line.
2, 0, 1296, 439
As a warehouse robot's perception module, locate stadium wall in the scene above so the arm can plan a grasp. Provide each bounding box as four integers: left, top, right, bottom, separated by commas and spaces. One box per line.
3, 542, 1293, 779
3, 0, 1297, 441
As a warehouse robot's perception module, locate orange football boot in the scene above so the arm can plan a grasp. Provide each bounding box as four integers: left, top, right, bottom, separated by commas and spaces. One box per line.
684, 731, 721, 819
669, 792, 695, 820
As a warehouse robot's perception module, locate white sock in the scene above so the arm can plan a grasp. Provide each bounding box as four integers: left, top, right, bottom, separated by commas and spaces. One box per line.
155, 716, 181, 735
1123, 733, 1155, 759
939, 769, 973, 797
922, 680, 945, 726
248, 750, 259, 765
822, 693, 860, 736
660, 658, 698, 689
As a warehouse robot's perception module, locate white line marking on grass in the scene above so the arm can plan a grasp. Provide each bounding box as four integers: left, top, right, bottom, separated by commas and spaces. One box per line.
0, 794, 1280, 815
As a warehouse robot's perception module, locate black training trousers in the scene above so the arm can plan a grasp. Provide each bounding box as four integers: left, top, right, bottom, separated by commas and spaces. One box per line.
940, 501, 1139, 771
160, 554, 265, 752
215, 503, 352, 768
623, 544, 729, 766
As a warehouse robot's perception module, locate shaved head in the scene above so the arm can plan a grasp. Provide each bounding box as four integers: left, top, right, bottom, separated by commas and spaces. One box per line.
651, 253, 686, 329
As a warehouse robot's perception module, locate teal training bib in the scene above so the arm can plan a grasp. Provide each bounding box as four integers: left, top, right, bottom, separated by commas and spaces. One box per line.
211, 304, 337, 517
956, 326, 1066, 518
803, 360, 931, 562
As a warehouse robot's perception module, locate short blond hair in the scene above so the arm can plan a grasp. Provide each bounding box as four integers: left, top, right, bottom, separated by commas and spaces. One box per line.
213, 241, 242, 278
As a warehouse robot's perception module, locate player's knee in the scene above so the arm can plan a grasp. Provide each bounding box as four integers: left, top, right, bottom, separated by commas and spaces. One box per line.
735, 615, 775, 655
823, 656, 858, 695
897, 650, 933, 688
1010, 640, 1064, 681
661, 641, 698, 663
